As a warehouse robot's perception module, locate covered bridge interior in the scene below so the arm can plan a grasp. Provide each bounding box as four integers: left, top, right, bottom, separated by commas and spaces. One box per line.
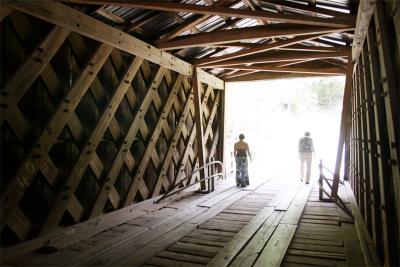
0, 0, 399, 266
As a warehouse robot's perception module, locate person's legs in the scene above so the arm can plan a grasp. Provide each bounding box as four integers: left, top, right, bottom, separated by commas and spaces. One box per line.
300, 154, 305, 182
305, 153, 312, 183
235, 159, 240, 186
237, 158, 246, 186
242, 158, 249, 186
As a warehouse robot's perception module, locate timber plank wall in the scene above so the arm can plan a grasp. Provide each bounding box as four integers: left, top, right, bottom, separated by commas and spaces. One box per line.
0, 4, 224, 247
345, 1, 400, 266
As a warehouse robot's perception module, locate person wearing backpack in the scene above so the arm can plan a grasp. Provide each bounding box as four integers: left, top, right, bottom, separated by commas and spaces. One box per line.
298, 131, 315, 184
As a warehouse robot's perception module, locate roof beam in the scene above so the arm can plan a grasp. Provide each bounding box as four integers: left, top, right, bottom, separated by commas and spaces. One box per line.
201, 50, 349, 68
95, 6, 125, 23
225, 71, 334, 81
222, 70, 258, 79
267, 0, 355, 20
0, 5, 12, 22
160, 15, 209, 42
195, 33, 329, 66
159, 0, 239, 42
352, 0, 377, 62
216, 65, 346, 75
276, 44, 350, 53
6, 2, 224, 89
62, 0, 355, 28
157, 24, 354, 50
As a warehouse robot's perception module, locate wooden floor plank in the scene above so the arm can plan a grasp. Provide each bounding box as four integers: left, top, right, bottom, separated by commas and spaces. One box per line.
113, 190, 252, 266
284, 255, 344, 267
206, 218, 247, 226
281, 184, 314, 225
344, 182, 380, 266
197, 187, 243, 208
292, 238, 343, 247
186, 232, 232, 242
147, 256, 205, 267
78, 207, 206, 266
9, 180, 372, 267
216, 213, 253, 222
282, 262, 325, 267
301, 214, 339, 220
197, 224, 240, 233
221, 209, 258, 215
168, 242, 219, 258
180, 236, 226, 247
230, 211, 284, 267
294, 233, 340, 241
207, 207, 274, 267
341, 222, 365, 266
300, 218, 339, 225
289, 243, 345, 254
157, 250, 210, 264
253, 223, 297, 267
287, 249, 346, 261
296, 229, 341, 237
192, 228, 236, 238
275, 186, 301, 211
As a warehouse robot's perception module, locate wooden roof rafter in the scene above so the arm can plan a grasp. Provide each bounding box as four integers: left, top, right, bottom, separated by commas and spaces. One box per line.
215, 64, 347, 75
62, 0, 355, 28
201, 49, 350, 68
156, 24, 354, 50
263, 0, 355, 19
158, 0, 240, 42
194, 32, 348, 66
56, 0, 356, 79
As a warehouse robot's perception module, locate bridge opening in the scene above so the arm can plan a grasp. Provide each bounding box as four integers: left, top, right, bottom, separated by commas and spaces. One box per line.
225, 76, 345, 185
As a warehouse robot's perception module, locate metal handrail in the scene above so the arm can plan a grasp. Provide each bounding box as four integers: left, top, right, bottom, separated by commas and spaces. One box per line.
155, 161, 224, 203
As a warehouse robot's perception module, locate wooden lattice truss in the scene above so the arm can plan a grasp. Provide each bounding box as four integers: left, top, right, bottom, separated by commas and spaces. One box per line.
0, 3, 224, 245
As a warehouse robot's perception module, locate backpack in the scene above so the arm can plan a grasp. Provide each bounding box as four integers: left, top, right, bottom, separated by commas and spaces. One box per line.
300, 137, 312, 153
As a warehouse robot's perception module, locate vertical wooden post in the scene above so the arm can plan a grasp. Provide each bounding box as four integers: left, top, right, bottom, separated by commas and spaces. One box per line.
219, 88, 226, 175
355, 63, 365, 216
351, 74, 357, 195
359, 50, 372, 231
192, 68, 207, 190
374, 2, 400, 264
361, 41, 377, 240
344, 118, 351, 181
367, 24, 390, 264
332, 59, 353, 197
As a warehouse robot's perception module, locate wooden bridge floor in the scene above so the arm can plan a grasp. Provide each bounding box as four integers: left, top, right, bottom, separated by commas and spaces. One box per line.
6, 178, 365, 267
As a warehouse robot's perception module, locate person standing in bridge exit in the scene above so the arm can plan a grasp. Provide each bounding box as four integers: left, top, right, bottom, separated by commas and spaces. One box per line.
234, 134, 252, 187
299, 131, 315, 184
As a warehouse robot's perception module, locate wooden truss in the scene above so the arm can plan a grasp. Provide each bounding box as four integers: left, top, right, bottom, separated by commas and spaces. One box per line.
0, 3, 224, 244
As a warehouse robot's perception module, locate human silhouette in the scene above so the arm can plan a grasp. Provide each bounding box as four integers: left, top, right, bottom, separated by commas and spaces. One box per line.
234, 134, 252, 187
299, 131, 315, 184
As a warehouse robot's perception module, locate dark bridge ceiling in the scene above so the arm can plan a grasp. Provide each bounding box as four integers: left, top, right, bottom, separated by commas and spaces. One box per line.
62, 0, 357, 81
